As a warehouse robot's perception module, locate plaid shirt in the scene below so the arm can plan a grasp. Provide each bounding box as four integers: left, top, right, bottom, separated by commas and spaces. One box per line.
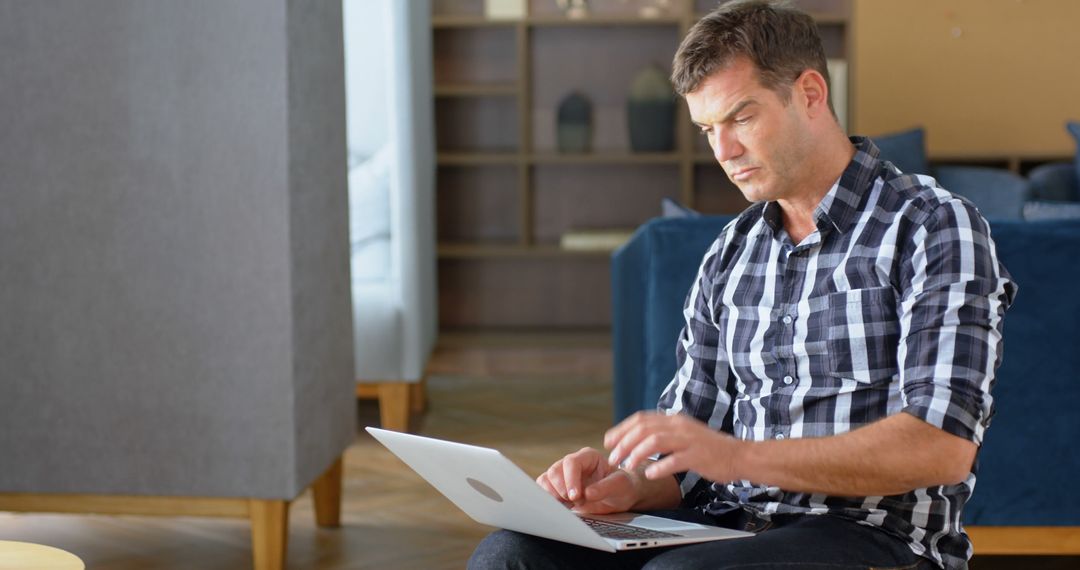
659, 137, 1016, 569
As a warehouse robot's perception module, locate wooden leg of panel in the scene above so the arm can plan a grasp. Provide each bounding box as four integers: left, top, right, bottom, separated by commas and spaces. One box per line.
311, 456, 343, 528
250, 499, 289, 570
410, 377, 427, 414
378, 382, 411, 432
355, 383, 377, 399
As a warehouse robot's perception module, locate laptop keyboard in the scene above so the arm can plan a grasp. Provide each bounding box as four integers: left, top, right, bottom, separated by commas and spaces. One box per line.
582, 517, 680, 540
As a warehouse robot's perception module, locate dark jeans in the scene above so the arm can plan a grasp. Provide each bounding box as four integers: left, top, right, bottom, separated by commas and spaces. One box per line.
467, 508, 939, 570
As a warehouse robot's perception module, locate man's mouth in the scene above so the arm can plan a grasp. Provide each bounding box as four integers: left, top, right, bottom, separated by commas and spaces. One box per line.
729, 167, 759, 182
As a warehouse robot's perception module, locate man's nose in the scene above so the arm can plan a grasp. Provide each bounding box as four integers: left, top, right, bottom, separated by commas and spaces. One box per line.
711, 128, 743, 164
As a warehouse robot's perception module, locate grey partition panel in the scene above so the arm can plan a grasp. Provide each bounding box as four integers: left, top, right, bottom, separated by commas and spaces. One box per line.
0, 1, 354, 499
285, 0, 356, 495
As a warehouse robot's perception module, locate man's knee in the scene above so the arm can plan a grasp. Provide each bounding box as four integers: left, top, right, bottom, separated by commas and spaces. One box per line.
467, 530, 558, 570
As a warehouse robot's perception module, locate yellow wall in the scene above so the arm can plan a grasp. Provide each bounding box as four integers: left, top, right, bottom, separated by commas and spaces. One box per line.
852, 0, 1080, 158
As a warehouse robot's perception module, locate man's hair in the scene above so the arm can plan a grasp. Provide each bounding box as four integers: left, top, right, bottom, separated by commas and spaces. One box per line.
671, 0, 833, 115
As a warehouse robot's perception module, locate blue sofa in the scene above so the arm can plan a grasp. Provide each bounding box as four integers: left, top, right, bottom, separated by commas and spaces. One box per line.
611, 215, 1080, 554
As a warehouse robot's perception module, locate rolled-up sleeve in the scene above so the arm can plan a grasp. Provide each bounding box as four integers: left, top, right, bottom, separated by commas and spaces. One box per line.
896, 198, 1017, 445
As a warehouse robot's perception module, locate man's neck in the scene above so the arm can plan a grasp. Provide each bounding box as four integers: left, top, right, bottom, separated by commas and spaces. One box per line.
778, 131, 855, 245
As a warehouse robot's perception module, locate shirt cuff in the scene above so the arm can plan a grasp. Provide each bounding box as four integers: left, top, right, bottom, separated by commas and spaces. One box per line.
901, 383, 990, 445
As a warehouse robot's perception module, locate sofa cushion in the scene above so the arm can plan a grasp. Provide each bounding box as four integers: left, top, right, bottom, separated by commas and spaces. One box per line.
661, 197, 701, 219
933, 165, 1028, 220
870, 127, 929, 175
349, 146, 392, 283
1027, 162, 1078, 202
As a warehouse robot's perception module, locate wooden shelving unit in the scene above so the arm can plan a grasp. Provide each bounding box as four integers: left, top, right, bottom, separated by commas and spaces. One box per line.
432, 0, 851, 329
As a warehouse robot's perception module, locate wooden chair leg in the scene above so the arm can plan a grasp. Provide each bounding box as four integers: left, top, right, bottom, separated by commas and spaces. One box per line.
250, 499, 289, 570
378, 382, 411, 432
311, 456, 343, 528
409, 377, 427, 414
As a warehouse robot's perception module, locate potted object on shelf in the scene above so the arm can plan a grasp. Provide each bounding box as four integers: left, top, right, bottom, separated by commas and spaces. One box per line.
555, 0, 589, 20
557, 91, 592, 153
627, 64, 675, 152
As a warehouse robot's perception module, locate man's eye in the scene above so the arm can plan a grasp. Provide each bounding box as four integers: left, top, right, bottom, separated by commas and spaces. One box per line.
699, 128, 712, 138
735, 116, 752, 126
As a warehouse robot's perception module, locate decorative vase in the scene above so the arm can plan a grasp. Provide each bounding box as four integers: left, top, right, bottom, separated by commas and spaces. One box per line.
627, 64, 675, 152
557, 91, 592, 153
555, 0, 589, 20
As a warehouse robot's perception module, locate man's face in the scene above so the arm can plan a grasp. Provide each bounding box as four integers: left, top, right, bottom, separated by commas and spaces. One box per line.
686, 58, 812, 204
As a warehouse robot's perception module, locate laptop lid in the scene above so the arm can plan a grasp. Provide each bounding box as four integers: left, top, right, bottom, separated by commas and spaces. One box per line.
367, 427, 615, 551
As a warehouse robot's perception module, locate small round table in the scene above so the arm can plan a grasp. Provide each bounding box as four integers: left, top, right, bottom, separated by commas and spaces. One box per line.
0, 541, 84, 570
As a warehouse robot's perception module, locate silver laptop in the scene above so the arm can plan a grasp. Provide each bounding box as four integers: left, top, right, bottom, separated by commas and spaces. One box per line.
366, 427, 753, 552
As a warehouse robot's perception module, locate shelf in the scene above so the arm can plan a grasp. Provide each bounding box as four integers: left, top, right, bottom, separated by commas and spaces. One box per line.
437, 152, 686, 166
432, 3, 850, 328
527, 15, 684, 27
531, 152, 681, 165
694, 153, 719, 164
432, 16, 520, 28
435, 10, 846, 29
693, 11, 847, 25
433, 15, 684, 28
435, 83, 519, 97
437, 152, 521, 165
438, 243, 615, 259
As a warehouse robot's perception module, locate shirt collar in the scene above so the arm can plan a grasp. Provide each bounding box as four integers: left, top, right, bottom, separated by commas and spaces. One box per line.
762, 136, 883, 238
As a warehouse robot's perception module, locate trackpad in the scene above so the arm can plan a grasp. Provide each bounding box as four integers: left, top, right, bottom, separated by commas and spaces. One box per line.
601, 513, 709, 531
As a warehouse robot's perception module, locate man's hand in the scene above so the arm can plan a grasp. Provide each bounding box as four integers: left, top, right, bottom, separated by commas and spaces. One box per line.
604, 412, 743, 483
536, 447, 639, 514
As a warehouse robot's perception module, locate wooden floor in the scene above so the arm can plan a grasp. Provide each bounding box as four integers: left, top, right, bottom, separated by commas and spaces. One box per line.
0, 336, 1076, 569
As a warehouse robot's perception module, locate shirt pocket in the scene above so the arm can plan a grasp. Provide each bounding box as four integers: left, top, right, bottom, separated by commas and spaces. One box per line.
825, 286, 900, 384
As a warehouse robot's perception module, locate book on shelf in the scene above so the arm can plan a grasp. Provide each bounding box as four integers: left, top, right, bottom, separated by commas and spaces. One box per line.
559, 228, 636, 251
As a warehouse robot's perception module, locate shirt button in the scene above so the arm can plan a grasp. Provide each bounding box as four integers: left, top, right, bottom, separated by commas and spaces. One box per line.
783, 375, 793, 385
775, 433, 786, 440
782, 315, 793, 325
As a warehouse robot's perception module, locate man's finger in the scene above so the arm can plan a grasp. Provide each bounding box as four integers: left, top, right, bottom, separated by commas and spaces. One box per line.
604, 411, 658, 450
562, 450, 590, 502
583, 469, 632, 503
622, 432, 680, 471
544, 462, 568, 500
606, 420, 656, 467
643, 452, 684, 481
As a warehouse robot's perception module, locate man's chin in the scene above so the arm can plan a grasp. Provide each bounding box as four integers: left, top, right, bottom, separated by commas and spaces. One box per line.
733, 183, 768, 203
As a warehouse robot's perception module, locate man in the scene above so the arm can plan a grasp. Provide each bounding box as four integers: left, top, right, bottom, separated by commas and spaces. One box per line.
469, 1, 1015, 568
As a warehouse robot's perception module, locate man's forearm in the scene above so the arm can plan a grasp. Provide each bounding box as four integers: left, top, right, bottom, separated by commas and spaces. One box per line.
732, 412, 977, 497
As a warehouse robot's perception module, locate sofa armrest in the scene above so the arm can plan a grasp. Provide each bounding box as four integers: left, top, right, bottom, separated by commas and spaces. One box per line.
962, 220, 1080, 525
611, 225, 651, 424
611, 216, 733, 422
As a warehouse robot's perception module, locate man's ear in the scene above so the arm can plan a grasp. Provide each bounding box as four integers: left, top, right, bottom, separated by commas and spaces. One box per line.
793, 69, 829, 118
